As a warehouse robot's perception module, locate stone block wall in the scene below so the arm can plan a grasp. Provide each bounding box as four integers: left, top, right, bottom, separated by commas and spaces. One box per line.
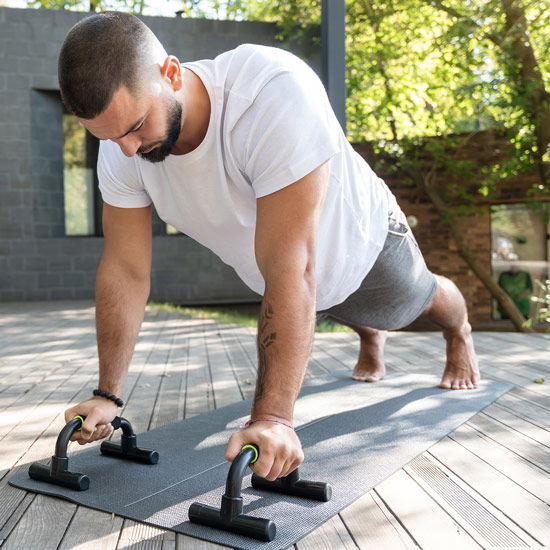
0, 7, 318, 303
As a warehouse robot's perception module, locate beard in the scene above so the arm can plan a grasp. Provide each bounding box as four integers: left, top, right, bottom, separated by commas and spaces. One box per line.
138, 99, 182, 163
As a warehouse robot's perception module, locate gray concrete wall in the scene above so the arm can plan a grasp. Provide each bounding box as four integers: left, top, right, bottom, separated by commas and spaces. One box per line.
0, 7, 319, 302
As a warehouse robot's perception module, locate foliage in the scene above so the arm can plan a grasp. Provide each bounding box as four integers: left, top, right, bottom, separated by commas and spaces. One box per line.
27, 0, 146, 13
63, 115, 94, 235
149, 302, 352, 332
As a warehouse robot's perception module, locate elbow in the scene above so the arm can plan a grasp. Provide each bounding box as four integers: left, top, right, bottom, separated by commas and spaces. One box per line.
262, 251, 317, 299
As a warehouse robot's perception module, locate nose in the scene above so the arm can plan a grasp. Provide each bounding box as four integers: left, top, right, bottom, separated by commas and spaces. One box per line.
115, 135, 141, 157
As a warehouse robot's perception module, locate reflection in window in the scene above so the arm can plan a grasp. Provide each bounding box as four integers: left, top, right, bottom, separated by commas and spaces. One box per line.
491, 203, 550, 320
63, 115, 95, 236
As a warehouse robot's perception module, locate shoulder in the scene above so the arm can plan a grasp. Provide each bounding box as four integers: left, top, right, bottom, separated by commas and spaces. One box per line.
222, 44, 319, 100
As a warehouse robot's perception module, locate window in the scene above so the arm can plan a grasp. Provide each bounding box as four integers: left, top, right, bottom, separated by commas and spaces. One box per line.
63, 114, 100, 236
491, 203, 550, 320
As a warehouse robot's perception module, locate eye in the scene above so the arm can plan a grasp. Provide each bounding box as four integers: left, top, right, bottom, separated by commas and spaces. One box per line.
132, 122, 144, 133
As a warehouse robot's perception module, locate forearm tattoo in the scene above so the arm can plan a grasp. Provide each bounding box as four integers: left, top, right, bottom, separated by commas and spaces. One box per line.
254, 301, 277, 405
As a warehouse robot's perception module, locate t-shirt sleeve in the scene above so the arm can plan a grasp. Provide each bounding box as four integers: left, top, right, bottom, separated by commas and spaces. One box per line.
233, 65, 342, 198
97, 140, 152, 208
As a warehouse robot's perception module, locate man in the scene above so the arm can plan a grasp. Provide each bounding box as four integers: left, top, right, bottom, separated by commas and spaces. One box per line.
61, 12, 480, 482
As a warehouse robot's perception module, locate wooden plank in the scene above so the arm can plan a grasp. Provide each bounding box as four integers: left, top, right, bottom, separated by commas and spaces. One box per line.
115, 519, 170, 549
175, 534, 228, 549
448, 423, 550, 503
58, 508, 124, 550
495, 393, 550, 428
405, 453, 536, 548
149, 329, 188, 429
217, 326, 257, 401
375, 469, 481, 550
467, 413, 550, 471
0, 494, 75, 550
183, 320, 215, 419
339, 490, 415, 549
428, 436, 550, 545
203, 321, 243, 408
482, 403, 550, 447
0, 357, 98, 443
509, 386, 550, 411
0, 493, 34, 544
296, 514, 358, 550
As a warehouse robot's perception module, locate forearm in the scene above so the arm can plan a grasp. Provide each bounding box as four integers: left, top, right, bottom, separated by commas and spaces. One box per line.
252, 275, 316, 422
95, 260, 150, 396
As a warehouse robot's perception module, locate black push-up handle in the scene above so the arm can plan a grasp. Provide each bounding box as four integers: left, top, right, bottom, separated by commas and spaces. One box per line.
189, 444, 276, 542
28, 415, 158, 491
251, 468, 332, 501
100, 417, 159, 464
189, 443, 333, 541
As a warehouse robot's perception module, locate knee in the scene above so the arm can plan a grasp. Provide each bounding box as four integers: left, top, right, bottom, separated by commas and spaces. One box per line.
421, 274, 468, 325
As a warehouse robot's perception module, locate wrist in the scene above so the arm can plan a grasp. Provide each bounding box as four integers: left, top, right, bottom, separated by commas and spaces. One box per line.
249, 412, 293, 425
241, 416, 295, 430
93, 388, 124, 407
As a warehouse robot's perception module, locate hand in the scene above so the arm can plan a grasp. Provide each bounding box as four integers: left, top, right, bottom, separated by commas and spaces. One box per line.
225, 420, 304, 481
64, 396, 118, 445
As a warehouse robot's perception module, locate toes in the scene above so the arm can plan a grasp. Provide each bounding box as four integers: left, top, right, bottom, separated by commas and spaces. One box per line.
352, 373, 383, 383
451, 379, 461, 390
439, 378, 452, 389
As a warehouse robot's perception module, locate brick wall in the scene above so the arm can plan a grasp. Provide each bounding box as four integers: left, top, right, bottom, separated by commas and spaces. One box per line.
353, 136, 545, 324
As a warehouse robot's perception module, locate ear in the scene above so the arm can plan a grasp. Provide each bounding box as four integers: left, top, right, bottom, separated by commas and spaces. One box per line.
160, 55, 183, 91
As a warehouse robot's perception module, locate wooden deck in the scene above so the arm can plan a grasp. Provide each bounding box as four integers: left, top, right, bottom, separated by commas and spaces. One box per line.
0, 301, 549, 550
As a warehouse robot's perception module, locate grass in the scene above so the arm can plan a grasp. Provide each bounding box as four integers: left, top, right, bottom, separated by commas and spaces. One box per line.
149, 302, 352, 332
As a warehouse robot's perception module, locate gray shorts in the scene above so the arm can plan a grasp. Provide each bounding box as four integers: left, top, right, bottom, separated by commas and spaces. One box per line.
318, 194, 437, 331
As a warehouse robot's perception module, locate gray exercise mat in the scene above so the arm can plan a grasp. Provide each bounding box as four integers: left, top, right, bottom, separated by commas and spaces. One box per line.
10, 372, 511, 550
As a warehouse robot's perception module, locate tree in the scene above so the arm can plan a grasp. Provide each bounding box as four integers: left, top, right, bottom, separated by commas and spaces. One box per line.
27, 0, 146, 13
220, 0, 549, 331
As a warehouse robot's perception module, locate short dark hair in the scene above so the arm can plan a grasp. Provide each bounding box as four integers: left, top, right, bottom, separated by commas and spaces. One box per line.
58, 12, 154, 119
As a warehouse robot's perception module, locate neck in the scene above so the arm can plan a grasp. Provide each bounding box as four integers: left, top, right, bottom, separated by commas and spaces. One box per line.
171, 68, 210, 155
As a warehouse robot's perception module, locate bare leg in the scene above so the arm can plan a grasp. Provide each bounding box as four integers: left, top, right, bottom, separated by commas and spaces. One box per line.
420, 275, 480, 390
328, 316, 388, 382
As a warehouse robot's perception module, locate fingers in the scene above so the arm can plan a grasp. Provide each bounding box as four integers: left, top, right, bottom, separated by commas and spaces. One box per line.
225, 432, 246, 462
65, 398, 117, 445
225, 422, 304, 482
72, 422, 112, 444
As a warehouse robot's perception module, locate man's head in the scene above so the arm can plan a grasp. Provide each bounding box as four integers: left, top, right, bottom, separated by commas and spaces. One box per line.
59, 12, 183, 162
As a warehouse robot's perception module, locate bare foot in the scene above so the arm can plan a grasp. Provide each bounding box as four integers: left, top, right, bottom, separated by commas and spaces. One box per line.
439, 323, 480, 390
352, 330, 387, 382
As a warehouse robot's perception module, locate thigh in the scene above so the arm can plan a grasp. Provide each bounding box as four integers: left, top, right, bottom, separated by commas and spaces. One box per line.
320, 217, 437, 330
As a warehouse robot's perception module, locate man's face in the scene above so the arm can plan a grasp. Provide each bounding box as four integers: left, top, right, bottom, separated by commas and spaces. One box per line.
78, 84, 182, 163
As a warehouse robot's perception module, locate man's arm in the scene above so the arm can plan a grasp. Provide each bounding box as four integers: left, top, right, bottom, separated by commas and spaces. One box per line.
225, 161, 330, 479
65, 203, 152, 443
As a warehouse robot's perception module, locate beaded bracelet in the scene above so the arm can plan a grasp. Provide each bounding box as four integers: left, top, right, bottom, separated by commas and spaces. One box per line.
93, 389, 124, 407
240, 417, 294, 430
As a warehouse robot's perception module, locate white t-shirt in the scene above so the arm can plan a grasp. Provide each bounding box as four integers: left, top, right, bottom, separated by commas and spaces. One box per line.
98, 44, 389, 310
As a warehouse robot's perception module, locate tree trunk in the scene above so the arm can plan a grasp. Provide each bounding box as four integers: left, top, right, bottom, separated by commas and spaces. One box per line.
414, 172, 535, 332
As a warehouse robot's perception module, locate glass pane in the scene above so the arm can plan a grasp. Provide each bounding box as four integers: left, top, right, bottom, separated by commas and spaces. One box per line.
491, 203, 550, 320
63, 115, 95, 236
